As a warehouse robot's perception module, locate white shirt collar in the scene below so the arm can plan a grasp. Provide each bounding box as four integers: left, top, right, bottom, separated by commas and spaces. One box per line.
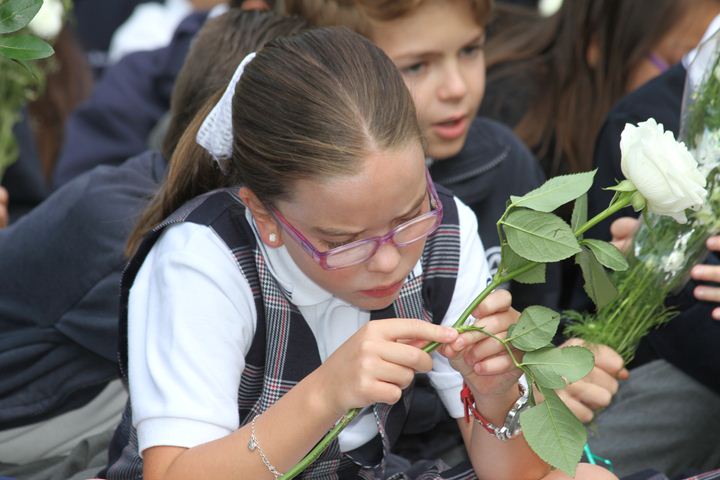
208, 3, 229, 18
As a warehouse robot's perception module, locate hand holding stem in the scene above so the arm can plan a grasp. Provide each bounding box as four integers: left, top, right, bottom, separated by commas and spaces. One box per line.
281, 190, 634, 479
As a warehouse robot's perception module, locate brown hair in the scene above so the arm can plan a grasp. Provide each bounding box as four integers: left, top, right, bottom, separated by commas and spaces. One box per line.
28, 24, 93, 182
484, 0, 706, 177
283, 0, 492, 34
126, 10, 309, 255
128, 27, 421, 255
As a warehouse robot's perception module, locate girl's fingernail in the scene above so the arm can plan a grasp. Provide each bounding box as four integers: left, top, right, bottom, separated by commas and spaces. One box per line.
455, 339, 464, 349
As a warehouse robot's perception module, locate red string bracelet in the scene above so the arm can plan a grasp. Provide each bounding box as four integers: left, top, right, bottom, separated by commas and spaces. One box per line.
461, 382, 498, 435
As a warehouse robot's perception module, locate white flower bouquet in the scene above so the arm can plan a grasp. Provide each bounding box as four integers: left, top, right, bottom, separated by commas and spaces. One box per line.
282, 130, 711, 477
565, 31, 720, 362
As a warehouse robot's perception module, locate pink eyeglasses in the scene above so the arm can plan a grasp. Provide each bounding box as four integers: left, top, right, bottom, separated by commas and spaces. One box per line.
271, 170, 444, 270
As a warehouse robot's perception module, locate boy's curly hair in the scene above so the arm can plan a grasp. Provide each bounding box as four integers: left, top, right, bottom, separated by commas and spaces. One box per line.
284, 0, 492, 34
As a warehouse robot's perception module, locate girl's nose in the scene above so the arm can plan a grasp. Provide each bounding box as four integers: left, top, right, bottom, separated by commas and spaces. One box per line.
366, 241, 402, 273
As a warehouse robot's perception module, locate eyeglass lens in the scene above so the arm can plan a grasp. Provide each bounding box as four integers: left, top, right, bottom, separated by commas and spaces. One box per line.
325, 213, 439, 269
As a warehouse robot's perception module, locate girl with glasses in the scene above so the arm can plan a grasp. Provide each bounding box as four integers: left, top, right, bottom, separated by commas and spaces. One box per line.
108, 27, 615, 480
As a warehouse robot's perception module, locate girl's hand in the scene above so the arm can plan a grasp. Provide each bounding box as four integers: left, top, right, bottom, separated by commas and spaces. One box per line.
691, 235, 720, 319
439, 290, 521, 397
319, 318, 458, 416
0, 186, 8, 228
552, 339, 628, 423
609, 216, 639, 253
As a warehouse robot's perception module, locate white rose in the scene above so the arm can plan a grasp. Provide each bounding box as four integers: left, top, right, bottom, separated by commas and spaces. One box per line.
539, 0, 563, 16
620, 118, 707, 223
28, 0, 64, 40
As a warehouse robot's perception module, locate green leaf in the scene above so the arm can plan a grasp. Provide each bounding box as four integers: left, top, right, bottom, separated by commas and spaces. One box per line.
501, 243, 546, 284
509, 306, 560, 352
570, 193, 587, 234
10, 56, 36, 77
605, 179, 636, 192
502, 209, 581, 263
0, 0, 42, 34
520, 386, 587, 476
581, 239, 629, 271
523, 346, 595, 388
575, 247, 618, 309
509, 170, 596, 213
631, 191, 647, 212
0, 34, 53, 60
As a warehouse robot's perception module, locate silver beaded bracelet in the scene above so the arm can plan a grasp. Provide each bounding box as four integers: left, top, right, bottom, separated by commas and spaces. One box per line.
248, 415, 283, 478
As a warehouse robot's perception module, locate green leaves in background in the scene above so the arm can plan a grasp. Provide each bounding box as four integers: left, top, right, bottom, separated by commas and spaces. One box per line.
0, 0, 41, 34
522, 346, 594, 389
575, 247, 618, 309
582, 239, 629, 272
510, 170, 596, 213
502, 209, 581, 263
508, 306, 559, 351
0, 33, 52, 60
520, 386, 587, 476
0, 0, 53, 61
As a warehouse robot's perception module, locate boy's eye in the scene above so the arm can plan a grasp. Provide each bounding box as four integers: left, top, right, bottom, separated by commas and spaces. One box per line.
460, 43, 484, 58
400, 62, 426, 76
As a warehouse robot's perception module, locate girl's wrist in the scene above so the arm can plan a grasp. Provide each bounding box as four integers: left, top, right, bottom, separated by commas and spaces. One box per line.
304, 368, 347, 421
465, 380, 523, 425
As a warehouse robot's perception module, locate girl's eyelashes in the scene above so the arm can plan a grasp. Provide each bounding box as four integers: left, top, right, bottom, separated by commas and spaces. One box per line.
324, 239, 352, 250
321, 207, 424, 250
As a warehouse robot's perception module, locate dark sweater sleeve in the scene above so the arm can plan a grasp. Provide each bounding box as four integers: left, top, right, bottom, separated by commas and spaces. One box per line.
51, 49, 168, 188
51, 12, 204, 189
0, 152, 164, 426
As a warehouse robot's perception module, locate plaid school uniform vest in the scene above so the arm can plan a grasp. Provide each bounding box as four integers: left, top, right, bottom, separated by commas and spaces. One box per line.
104, 187, 477, 480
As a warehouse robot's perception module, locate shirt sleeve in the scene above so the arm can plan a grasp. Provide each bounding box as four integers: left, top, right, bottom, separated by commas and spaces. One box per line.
427, 197, 492, 418
128, 222, 257, 455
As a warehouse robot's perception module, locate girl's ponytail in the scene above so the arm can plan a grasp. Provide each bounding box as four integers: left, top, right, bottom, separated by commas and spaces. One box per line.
125, 95, 227, 257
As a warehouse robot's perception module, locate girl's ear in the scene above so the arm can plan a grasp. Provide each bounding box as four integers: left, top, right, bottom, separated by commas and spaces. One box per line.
238, 187, 284, 248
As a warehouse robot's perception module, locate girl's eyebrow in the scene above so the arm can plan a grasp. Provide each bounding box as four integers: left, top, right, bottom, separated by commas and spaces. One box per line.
312, 187, 427, 237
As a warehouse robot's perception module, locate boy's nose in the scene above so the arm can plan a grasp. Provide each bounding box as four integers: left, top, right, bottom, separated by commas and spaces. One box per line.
438, 62, 468, 101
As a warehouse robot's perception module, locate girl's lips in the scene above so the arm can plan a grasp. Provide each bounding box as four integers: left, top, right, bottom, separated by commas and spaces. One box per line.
359, 280, 404, 298
431, 115, 468, 141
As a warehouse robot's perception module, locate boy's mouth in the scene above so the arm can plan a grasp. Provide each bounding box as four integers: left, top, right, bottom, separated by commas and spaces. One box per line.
431, 115, 468, 141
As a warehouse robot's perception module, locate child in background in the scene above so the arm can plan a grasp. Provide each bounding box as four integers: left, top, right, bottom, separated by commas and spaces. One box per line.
103, 27, 615, 480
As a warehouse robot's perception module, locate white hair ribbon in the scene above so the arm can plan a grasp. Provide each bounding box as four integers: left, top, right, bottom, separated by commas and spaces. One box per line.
196, 52, 256, 172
